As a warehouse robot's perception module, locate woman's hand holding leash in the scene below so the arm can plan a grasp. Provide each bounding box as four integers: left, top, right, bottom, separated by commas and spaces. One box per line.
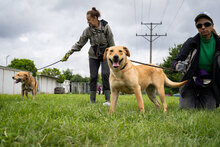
175, 61, 188, 73
62, 50, 74, 62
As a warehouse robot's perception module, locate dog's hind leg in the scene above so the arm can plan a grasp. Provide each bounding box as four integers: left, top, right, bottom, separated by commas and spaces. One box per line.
32, 91, 35, 100
146, 85, 161, 110
155, 84, 167, 112
109, 89, 119, 114
32, 89, 36, 100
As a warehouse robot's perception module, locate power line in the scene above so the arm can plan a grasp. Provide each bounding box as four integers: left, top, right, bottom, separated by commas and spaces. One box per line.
133, 0, 138, 52
147, 0, 152, 21
141, 0, 144, 22
166, 0, 185, 33
160, 0, 169, 22
133, 0, 137, 25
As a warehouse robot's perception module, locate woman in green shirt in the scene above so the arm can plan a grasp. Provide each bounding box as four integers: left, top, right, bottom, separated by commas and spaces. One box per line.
172, 12, 220, 109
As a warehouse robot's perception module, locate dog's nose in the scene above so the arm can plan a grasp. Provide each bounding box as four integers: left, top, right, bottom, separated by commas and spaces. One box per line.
113, 55, 119, 61
12, 76, 14, 79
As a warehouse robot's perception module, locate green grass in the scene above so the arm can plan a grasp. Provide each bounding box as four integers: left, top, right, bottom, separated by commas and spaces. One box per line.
0, 94, 220, 146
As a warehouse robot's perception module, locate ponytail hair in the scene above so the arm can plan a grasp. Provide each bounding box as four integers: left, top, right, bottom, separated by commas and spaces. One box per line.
87, 7, 101, 18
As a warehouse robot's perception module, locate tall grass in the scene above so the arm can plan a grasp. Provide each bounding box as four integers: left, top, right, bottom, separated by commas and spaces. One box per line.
0, 94, 219, 146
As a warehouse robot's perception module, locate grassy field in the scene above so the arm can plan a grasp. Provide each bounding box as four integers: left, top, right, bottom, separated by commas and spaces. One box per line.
0, 94, 220, 146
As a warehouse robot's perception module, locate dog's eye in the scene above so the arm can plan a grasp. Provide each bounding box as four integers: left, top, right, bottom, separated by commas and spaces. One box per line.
119, 50, 123, 53
110, 50, 113, 53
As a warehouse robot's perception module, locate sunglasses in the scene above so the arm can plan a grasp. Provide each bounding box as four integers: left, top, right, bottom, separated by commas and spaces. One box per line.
196, 22, 212, 29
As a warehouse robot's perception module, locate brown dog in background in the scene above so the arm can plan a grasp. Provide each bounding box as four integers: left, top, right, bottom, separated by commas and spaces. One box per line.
103, 46, 188, 114
12, 71, 37, 99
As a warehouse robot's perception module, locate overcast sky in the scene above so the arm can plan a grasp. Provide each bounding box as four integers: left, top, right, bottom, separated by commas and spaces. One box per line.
1, 0, 220, 77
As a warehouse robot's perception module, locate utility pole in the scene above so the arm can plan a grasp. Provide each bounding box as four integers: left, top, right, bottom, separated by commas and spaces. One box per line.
136, 22, 167, 63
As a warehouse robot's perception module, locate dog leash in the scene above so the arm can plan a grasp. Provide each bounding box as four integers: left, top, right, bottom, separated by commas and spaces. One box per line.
37, 60, 62, 71
130, 60, 176, 71
37, 59, 175, 71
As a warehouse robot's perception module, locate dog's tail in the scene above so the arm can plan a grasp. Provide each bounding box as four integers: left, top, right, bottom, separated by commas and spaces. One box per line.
164, 74, 188, 88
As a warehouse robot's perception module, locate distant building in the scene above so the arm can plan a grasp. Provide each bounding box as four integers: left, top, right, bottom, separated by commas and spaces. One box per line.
37, 74, 58, 94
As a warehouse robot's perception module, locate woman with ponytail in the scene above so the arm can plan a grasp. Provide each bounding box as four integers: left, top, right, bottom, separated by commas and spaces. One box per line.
62, 7, 115, 106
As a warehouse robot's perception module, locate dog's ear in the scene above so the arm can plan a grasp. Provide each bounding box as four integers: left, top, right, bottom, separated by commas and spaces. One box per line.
24, 73, 28, 80
123, 47, 130, 57
24, 72, 30, 80
103, 48, 109, 60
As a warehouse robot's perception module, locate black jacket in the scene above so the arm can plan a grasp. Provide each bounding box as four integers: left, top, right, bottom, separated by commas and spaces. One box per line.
172, 33, 220, 104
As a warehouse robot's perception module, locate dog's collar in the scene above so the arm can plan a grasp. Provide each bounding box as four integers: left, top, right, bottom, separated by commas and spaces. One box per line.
120, 63, 128, 70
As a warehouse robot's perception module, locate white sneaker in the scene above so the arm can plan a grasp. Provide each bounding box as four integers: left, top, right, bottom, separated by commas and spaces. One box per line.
103, 101, 110, 106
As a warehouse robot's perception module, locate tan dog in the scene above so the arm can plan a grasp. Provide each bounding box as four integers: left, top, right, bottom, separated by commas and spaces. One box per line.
12, 71, 37, 99
103, 46, 188, 113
